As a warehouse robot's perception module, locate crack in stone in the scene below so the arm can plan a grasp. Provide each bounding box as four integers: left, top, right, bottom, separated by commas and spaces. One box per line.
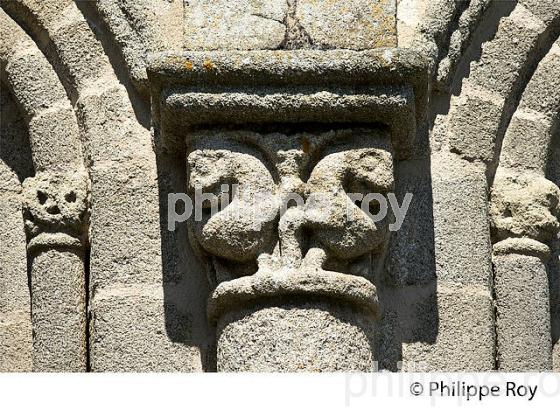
281, 0, 314, 49
250, 12, 284, 25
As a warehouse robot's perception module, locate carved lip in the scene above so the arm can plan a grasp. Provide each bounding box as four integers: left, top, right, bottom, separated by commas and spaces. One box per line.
493, 237, 551, 261
27, 232, 83, 253
207, 269, 379, 324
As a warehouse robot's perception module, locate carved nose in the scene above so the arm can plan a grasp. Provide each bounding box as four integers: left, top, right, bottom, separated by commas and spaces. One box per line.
304, 191, 383, 260
46, 203, 60, 215
277, 207, 306, 269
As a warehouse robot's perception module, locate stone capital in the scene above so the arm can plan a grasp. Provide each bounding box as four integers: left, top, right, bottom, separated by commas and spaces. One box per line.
22, 170, 90, 254
490, 171, 560, 260
149, 47, 429, 326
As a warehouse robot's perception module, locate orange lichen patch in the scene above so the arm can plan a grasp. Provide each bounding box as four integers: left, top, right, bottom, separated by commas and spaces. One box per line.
369, 1, 398, 48
203, 59, 215, 70
183, 60, 194, 70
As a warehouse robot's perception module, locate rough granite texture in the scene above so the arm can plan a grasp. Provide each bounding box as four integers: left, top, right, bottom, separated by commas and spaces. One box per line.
217, 301, 377, 372
1, 0, 559, 373
183, 0, 397, 50
29, 249, 86, 372
494, 253, 553, 371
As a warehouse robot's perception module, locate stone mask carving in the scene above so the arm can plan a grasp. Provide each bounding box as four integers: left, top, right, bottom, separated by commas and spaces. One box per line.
490, 172, 560, 244
186, 128, 394, 317
22, 171, 90, 250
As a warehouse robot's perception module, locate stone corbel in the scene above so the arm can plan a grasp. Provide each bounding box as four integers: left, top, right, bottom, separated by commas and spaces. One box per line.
22, 170, 90, 371
148, 48, 428, 371
489, 171, 560, 371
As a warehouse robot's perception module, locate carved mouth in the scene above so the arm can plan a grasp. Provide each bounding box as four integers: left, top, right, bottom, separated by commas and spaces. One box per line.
27, 232, 83, 253
207, 268, 379, 324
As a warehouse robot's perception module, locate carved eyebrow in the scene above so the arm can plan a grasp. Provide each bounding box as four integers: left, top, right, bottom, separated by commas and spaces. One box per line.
189, 131, 282, 185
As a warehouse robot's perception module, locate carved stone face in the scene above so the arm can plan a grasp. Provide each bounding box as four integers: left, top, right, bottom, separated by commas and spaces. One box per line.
22, 171, 89, 241
186, 128, 394, 286
490, 173, 560, 243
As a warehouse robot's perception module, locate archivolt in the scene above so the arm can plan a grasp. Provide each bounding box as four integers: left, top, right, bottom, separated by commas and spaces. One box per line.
498, 38, 560, 176
0, 9, 83, 174
426, 0, 560, 175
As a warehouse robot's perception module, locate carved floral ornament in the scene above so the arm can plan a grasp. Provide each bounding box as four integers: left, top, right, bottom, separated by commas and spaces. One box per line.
148, 49, 429, 323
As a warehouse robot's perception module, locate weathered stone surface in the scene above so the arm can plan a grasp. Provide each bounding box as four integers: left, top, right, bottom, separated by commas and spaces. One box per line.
217, 301, 376, 372
397, 282, 495, 371
30, 249, 86, 371
1, 0, 560, 374
490, 172, 560, 244
90, 284, 208, 372
549, 144, 560, 372
183, 0, 397, 51
184, 0, 288, 50
92, 0, 184, 92
500, 112, 555, 173
295, 0, 397, 49
431, 153, 494, 286
0, 87, 33, 372
468, 5, 547, 98
494, 253, 552, 371
448, 87, 504, 163
22, 171, 89, 248
148, 49, 429, 159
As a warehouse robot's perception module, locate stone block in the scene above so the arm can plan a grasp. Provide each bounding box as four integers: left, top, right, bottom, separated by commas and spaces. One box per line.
27, 108, 81, 172
399, 282, 495, 371
90, 284, 208, 371
518, 53, 560, 117
89, 161, 161, 286
0, 190, 32, 372
296, 0, 397, 49
518, 0, 560, 24
500, 111, 554, 173
0, 310, 33, 372
184, 0, 287, 50
469, 7, 546, 97
431, 153, 494, 286
448, 90, 504, 162
5, 50, 67, 117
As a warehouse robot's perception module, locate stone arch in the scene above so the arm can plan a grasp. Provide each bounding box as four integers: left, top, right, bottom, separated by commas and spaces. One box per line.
0, 10, 84, 173
1, 0, 210, 371
444, 1, 559, 168
498, 38, 560, 175
487, 35, 560, 370
0, 83, 33, 372
394, 0, 560, 371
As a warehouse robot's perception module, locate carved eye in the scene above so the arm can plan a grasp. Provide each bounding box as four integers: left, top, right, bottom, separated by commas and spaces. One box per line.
37, 190, 47, 205
24, 209, 34, 222
353, 196, 382, 217
65, 191, 77, 203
